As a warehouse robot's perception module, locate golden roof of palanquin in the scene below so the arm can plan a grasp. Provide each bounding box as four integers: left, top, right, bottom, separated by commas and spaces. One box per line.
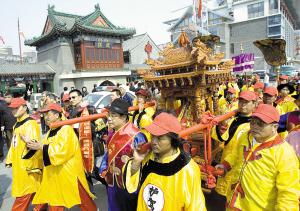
138, 33, 234, 84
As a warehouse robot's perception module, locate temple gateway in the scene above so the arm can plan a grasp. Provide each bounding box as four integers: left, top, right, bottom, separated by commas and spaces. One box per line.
25, 4, 136, 94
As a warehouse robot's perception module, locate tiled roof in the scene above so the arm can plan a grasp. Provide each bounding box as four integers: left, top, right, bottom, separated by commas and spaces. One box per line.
25, 4, 136, 46
0, 64, 56, 76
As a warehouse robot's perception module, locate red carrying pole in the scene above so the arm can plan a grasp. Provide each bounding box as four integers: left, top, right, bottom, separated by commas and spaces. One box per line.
49, 102, 155, 129
178, 110, 236, 138
178, 110, 237, 166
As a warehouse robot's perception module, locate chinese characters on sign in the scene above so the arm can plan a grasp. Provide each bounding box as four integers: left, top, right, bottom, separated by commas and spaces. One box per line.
95, 41, 112, 49
143, 184, 164, 211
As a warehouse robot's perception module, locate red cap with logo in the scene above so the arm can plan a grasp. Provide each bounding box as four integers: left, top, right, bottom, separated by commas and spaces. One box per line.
263, 86, 278, 96
8, 98, 27, 108
239, 91, 257, 101
227, 88, 236, 94
252, 104, 280, 123
145, 112, 182, 136
39, 103, 62, 113
253, 82, 264, 89
135, 89, 149, 97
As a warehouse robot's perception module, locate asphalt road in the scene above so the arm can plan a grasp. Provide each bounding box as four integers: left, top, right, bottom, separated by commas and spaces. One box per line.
0, 145, 108, 211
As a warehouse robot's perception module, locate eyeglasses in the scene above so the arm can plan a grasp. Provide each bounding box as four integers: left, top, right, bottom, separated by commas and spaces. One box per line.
250, 117, 268, 127
69, 96, 77, 100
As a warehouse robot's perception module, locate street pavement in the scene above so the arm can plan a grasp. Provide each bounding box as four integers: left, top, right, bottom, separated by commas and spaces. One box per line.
0, 145, 108, 211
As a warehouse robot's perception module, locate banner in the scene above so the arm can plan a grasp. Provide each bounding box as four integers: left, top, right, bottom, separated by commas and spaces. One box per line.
232, 53, 254, 73
79, 107, 94, 173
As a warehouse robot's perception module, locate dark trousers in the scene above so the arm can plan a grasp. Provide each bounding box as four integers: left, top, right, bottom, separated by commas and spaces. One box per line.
205, 190, 227, 211
5, 129, 13, 149
40, 117, 49, 134
0, 131, 3, 156
0, 129, 13, 156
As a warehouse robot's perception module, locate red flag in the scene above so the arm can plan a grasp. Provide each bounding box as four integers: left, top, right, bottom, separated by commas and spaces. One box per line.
19, 31, 26, 40
198, 0, 202, 17
0, 36, 5, 45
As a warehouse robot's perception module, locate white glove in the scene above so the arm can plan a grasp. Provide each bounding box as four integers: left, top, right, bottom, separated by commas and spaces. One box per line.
1, 126, 4, 131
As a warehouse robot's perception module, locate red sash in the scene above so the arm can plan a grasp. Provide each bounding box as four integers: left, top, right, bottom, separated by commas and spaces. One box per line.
101, 122, 139, 177
79, 107, 94, 173
228, 134, 284, 209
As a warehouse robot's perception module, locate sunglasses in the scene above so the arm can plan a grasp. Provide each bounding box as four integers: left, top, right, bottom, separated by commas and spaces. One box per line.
69, 96, 78, 100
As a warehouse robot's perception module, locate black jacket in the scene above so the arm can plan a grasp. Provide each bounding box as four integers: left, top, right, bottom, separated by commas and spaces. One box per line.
0, 100, 16, 130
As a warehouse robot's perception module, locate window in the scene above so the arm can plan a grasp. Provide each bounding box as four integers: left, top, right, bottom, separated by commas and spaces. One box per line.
123, 51, 130, 63
268, 25, 281, 36
269, 0, 278, 14
208, 12, 223, 25
268, 14, 281, 26
74, 43, 82, 64
248, 2, 264, 19
81, 39, 122, 68
208, 26, 218, 36
230, 43, 234, 54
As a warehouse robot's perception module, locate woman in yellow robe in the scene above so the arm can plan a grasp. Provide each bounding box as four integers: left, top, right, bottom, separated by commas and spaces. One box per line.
124, 112, 206, 211
131, 89, 155, 141
25, 103, 96, 210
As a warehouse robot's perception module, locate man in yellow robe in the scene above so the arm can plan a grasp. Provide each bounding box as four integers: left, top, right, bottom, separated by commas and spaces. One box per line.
124, 112, 207, 211
209, 91, 257, 210
25, 103, 96, 210
253, 81, 264, 103
225, 104, 300, 210
262, 86, 278, 106
218, 88, 238, 114
5, 98, 43, 211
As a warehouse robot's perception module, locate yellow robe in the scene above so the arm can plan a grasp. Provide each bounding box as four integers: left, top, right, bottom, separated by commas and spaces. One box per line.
227, 133, 300, 210
130, 107, 155, 142
32, 125, 95, 208
276, 96, 298, 115
125, 150, 207, 211
5, 114, 42, 197
228, 82, 240, 97
211, 114, 250, 197
218, 84, 227, 97
218, 97, 238, 114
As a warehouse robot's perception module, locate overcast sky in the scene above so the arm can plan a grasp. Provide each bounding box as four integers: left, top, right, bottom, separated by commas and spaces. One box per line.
0, 0, 192, 55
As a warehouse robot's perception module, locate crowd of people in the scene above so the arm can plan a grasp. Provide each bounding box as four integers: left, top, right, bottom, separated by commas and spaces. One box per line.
0, 74, 300, 211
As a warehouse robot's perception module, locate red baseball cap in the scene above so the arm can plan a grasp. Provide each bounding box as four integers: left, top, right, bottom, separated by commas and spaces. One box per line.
263, 86, 278, 96
135, 89, 149, 97
227, 88, 236, 94
39, 103, 62, 113
62, 94, 70, 102
252, 104, 280, 123
8, 98, 27, 108
253, 82, 264, 89
145, 112, 181, 136
239, 91, 257, 101
279, 75, 288, 80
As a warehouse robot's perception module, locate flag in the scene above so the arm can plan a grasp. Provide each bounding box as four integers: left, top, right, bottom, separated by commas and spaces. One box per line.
232, 53, 255, 73
19, 31, 26, 40
0, 35, 5, 45
198, 0, 202, 17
